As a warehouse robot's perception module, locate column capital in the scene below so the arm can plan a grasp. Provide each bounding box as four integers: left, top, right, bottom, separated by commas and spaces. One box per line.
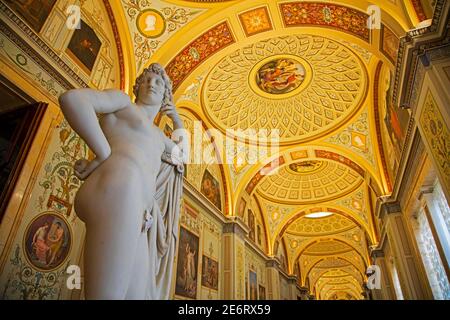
370, 247, 385, 259
418, 185, 434, 200
287, 275, 297, 284
298, 286, 309, 295
380, 200, 402, 219
223, 217, 249, 238
266, 258, 280, 268
385, 201, 401, 214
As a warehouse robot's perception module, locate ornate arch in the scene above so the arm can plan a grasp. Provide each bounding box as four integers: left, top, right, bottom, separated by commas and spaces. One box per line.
276, 205, 374, 256
293, 237, 369, 278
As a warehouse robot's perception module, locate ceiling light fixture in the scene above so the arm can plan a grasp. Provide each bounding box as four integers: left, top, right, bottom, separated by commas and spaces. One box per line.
305, 212, 333, 219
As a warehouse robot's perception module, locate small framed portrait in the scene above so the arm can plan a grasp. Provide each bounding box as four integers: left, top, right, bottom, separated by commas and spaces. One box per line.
23, 213, 71, 271
66, 20, 102, 74
249, 270, 258, 300
237, 198, 246, 219
247, 210, 255, 242
201, 170, 221, 210
257, 224, 262, 246
4, 0, 57, 33
201, 255, 219, 290
175, 226, 200, 299
258, 285, 266, 300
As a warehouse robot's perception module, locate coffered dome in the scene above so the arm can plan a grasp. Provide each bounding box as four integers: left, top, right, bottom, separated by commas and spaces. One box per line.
202, 34, 367, 145
255, 159, 363, 204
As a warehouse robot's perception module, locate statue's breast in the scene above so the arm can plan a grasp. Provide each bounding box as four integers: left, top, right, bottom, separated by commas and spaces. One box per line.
115, 107, 146, 130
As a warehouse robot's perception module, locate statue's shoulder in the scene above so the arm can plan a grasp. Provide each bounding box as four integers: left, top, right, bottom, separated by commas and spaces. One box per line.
102, 89, 132, 103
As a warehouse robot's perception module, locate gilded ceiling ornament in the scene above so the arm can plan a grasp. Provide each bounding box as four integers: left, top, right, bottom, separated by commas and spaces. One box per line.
341, 40, 372, 63
335, 187, 368, 225
263, 201, 297, 235
290, 240, 298, 249
167, 21, 234, 90
121, 0, 204, 72
326, 111, 375, 165
290, 150, 309, 160
162, 7, 201, 33
287, 214, 356, 236
238, 6, 272, 36
179, 74, 205, 102
288, 160, 323, 174
137, 9, 166, 38
202, 35, 367, 145
256, 160, 363, 204
305, 240, 353, 255
280, 2, 370, 42
181, 0, 235, 2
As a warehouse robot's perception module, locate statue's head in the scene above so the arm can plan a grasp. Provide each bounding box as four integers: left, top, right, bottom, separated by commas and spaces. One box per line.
133, 63, 173, 108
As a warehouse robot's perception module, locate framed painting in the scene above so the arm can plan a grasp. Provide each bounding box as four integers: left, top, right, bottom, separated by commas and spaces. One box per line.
201, 169, 221, 210
237, 198, 246, 219
4, 0, 56, 33
249, 270, 258, 300
66, 19, 102, 74
383, 72, 410, 159
274, 240, 280, 257
258, 285, 266, 300
24, 213, 71, 271
384, 103, 410, 159
245, 278, 249, 300
257, 224, 262, 246
279, 252, 287, 272
247, 209, 255, 242
380, 25, 399, 65
175, 226, 200, 299
201, 255, 219, 290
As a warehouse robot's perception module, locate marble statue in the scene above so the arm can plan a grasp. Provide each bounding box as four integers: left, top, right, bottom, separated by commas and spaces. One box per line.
58, 63, 187, 299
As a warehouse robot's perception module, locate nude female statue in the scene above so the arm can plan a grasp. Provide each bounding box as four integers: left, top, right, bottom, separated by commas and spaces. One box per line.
58, 63, 187, 299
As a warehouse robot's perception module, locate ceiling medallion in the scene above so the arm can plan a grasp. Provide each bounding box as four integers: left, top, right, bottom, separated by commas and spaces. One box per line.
250, 55, 311, 99
288, 160, 324, 174
137, 9, 166, 38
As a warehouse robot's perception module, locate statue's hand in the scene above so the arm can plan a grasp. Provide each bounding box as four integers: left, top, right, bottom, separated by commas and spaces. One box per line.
160, 103, 181, 124
73, 158, 103, 180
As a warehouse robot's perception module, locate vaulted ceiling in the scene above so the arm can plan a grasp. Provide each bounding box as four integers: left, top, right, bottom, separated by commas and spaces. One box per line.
108, 0, 421, 299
